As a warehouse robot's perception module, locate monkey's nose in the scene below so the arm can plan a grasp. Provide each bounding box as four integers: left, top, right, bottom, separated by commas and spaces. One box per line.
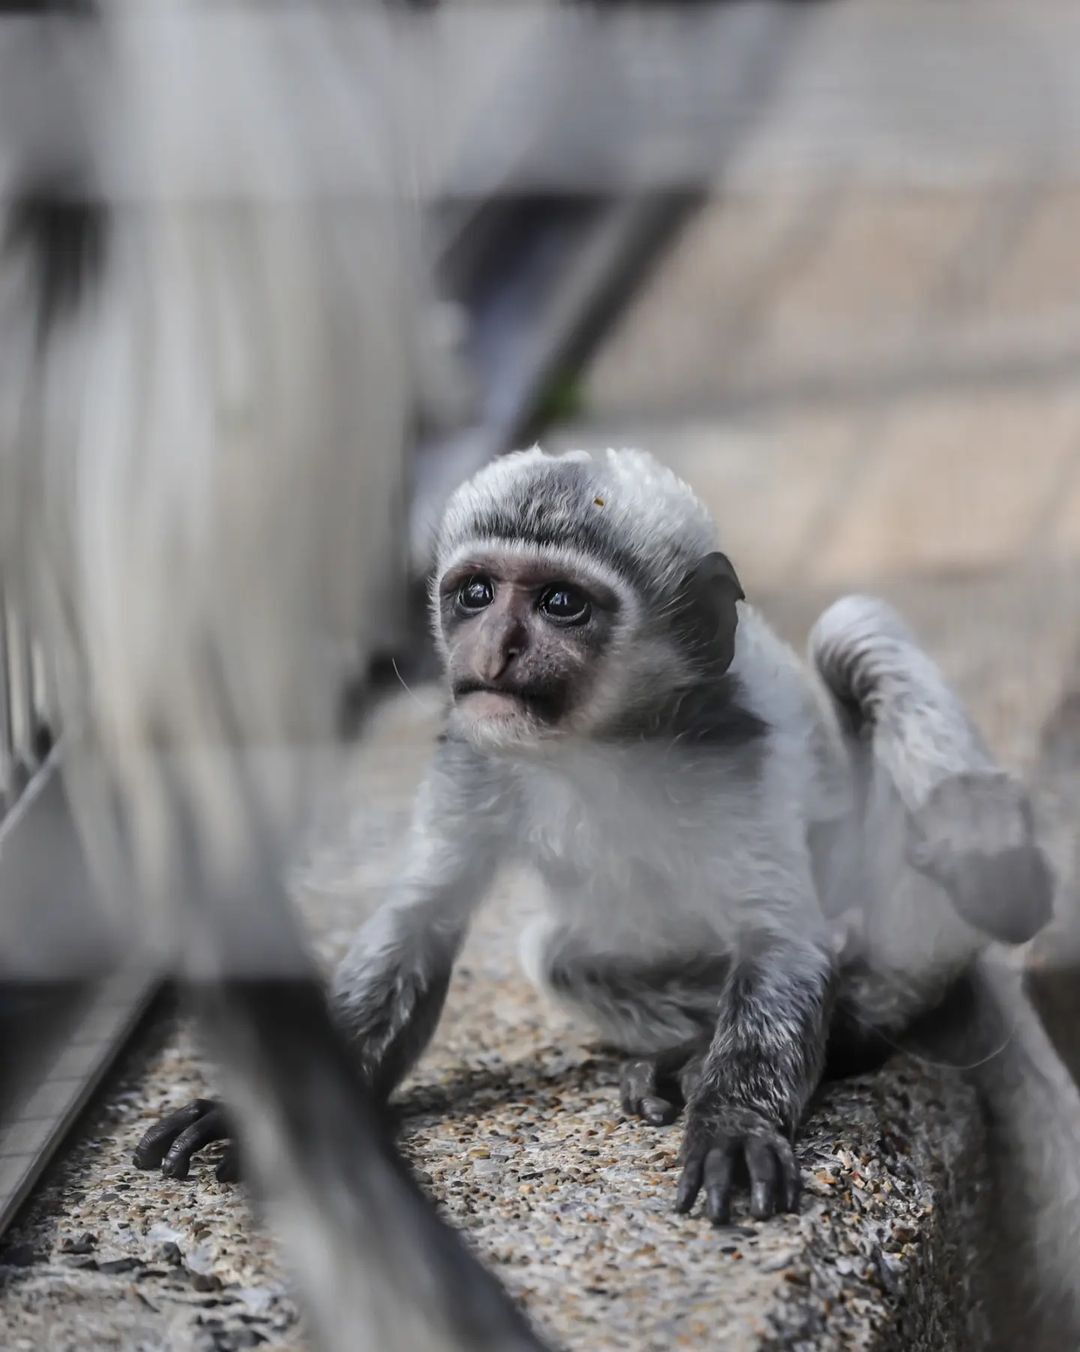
476, 612, 527, 685
484, 643, 520, 684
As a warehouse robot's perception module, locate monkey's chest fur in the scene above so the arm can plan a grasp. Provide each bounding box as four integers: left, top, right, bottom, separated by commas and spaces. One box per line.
510, 743, 825, 1055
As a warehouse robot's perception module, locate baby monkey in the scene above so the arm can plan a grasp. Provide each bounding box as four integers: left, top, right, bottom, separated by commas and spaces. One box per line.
137, 447, 1052, 1224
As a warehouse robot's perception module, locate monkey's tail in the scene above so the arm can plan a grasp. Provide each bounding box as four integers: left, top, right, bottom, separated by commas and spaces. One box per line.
0, 6, 549, 1345
807, 593, 991, 786
812, 600, 1080, 1337
192, 964, 552, 1352
965, 957, 1080, 1348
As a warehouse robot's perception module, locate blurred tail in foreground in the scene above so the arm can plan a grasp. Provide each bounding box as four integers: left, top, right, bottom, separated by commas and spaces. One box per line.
0, 5, 546, 1350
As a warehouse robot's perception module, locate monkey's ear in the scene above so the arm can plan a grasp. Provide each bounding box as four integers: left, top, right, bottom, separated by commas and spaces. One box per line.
674, 551, 745, 673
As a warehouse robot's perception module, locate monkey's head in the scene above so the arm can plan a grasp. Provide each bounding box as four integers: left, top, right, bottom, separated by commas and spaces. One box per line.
431, 447, 747, 751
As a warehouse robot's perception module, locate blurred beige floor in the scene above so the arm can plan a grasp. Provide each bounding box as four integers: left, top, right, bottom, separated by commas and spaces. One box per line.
555, 184, 1080, 782
579, 187, 1080, 584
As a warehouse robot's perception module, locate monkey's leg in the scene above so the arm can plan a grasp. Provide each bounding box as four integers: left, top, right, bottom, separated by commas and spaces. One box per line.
534, 922, 826, 1220
620, 1045, 706, 1127
810, 595, 1053, 957
676, 935, 833, 1225
534, 925, 723, 1125
143, 896, 475, 1182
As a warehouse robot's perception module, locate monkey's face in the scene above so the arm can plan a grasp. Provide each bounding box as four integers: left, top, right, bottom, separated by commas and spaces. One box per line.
435, 551, 627, 749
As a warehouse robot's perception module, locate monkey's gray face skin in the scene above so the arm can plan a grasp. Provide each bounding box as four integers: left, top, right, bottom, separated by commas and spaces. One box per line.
436, 552, 622, 749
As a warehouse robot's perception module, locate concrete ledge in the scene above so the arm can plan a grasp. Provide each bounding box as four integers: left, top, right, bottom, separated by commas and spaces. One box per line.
0, 1012, 988, 1352
396, 1043, 987, 1351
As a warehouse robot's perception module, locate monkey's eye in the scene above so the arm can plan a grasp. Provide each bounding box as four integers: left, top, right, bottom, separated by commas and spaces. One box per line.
538, 584, 591, 624
457, 575, 495, 612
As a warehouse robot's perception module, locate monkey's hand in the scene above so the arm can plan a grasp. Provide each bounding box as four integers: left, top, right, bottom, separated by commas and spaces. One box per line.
675, 1101, 800, 1225
132, 1098, 240, 1182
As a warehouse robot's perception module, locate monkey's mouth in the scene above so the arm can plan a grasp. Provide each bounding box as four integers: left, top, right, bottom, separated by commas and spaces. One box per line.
452, 681, 562, 724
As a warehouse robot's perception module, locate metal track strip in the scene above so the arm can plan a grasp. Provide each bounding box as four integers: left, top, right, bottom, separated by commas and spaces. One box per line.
0, 970, 157, 1234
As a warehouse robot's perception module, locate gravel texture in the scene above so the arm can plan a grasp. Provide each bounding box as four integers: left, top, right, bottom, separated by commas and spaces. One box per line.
0, 986, 988, 1352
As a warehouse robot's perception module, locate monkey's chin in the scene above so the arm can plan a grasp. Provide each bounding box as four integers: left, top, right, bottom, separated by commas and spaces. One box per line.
450, 691, 554, 749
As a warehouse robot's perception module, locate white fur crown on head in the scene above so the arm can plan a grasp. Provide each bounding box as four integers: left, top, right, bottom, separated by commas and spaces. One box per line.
435, 447, 720, 595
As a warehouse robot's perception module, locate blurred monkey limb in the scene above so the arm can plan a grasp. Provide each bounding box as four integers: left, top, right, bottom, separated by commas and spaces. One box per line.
0, 5, 548, 1352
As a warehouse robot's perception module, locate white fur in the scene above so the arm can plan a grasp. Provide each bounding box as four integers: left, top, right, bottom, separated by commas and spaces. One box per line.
430, 449, 838, 976
436, 446, 720, 596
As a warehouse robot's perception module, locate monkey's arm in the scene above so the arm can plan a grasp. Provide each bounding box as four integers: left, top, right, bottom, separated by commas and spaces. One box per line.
675, 929, 833, 1225
330, 806, 501, 1101
134, 741, 508, 1177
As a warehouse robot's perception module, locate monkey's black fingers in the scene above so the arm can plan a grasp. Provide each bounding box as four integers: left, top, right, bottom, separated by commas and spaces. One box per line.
215, 1142, 241, 1184
774, 1136, 801, 1214
674, 1149, 705, 1214
620, 1058, 681, 1126
677, 1105, 800, 1225
161, 1103, 233, 1179
745, 1138, 778, 1221
133, 1098, 218, 1169
641, 1095, 679, 1125
703, 1144, 737, 1225
132, 1098, 233, 1179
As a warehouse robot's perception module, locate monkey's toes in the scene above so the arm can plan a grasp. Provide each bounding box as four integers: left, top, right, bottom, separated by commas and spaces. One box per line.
132, 1097, 235, 1180
619, 1058, 683, 1126
906, 770, 1054, 945
215, 1142, 241, 1183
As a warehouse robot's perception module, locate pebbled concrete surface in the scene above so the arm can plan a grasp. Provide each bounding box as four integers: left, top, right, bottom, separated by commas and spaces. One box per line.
0, 946, 988, 1352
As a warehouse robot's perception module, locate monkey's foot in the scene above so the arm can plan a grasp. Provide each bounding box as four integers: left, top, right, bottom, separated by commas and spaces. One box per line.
906, 770, 1054, 946
619, 1046, 704, 1127
620, 1059, 682, 1126
676, 1103, 800, 1225
132, 1097, 239, 1182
